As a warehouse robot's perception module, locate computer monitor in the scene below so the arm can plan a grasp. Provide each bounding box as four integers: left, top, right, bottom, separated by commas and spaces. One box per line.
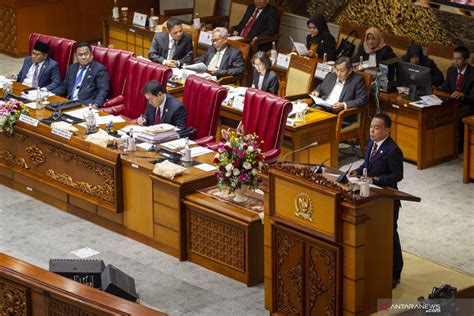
397, 61, 432, 97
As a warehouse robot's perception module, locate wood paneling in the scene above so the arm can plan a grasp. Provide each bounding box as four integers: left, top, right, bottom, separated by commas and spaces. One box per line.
463, 115, 474, 183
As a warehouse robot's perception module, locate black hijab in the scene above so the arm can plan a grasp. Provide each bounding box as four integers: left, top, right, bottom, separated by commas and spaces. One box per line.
403, 44, 427, 65
307, 13, 331, 40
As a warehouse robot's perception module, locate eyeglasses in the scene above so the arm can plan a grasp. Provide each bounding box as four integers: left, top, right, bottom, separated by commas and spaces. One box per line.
211, 37, 223, 43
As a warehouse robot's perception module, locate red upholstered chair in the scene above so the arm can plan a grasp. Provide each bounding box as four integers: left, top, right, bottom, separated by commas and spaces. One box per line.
102, 57, 172, 120
183, 75, 227, 146
92, 46, 134, 99
29, 33, 76, 80
242, 88, 293, 163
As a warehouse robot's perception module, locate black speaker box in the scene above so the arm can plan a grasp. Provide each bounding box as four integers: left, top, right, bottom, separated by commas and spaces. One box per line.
101, 264, 138, 302
49, 259, 105, 288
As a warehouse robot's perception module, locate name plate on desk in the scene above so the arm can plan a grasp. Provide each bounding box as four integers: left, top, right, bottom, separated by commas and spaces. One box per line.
51, 127, 72, 140
276, 53, 290, 69
19, 114, 39, 127
132, 12, 147, 27
315, 63, 333, 79
198, 31, 212, 46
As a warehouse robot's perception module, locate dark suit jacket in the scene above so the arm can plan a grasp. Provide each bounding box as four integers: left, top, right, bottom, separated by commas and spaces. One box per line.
17, 56, 61, 91
234, 4, 278, 51
441, 64, 474, 112
252, 69, 279, 95
353, 45, 397, 67
148, 32, 193, 65
142, 94, 187, 130
194, 45, 244, 78
354, 136, 404, 190
314, 72, 368, 109
52, 60, 110, 107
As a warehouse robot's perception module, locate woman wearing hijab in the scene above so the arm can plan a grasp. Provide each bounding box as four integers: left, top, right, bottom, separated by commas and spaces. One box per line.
305, 14, 336, 61
251, 51, 279, 95
402, 44, 444, 86
353, 27, 396, 67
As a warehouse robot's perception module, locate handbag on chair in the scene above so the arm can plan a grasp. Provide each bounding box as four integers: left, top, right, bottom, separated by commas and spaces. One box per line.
335, 30, 359, 58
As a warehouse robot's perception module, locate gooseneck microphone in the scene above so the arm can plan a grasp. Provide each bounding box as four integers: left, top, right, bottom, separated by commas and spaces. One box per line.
281, 141, 319, 161
312, 157, 330, 174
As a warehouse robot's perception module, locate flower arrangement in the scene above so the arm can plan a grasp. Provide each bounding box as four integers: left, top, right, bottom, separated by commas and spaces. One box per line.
213, 127, 264, 193
0, 98, 30, 135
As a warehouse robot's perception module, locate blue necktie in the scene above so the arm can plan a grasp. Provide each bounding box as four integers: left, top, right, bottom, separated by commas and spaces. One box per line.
69, 67, 86, 99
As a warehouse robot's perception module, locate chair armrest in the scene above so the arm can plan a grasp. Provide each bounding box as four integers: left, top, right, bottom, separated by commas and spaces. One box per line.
335, 107, 364, 133
251, 34, 280, 52
217, 76, 240, 85
163, 8, 193, 16
263, 149, 281, 164
206, 142, 219, 151
285, 93, 312, 101
103, 95, 124, 108
195, 135, 216, 146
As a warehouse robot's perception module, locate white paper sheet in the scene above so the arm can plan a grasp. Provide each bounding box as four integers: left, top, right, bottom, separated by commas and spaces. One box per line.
180, 146, 213, 157
70, 247, 100, 259
137, 142, 154, 150
290, 36, 309, 56
184, 62, 208, 72
308, 94, 333, 110
161, 138, 197, 150
65, 107, 98, 119
195, 163, 217, 172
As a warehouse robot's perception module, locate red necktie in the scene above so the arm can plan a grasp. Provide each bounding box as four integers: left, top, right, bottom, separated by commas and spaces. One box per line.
457, 72, 463, 92
154, 107, 161, 125
241, 9, 259, 39
370, 143, 378, 161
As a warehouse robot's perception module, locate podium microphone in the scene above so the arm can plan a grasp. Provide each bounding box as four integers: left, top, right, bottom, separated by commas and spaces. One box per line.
312, 157, 330, 174
336, 162, 353, 184
281, 141, 319, 161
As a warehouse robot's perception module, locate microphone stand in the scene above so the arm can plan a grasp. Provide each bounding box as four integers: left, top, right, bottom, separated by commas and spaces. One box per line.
281, 141, 319, 162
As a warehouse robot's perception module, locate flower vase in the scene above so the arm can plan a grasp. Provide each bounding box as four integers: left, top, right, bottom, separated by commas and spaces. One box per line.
233, 184, 248, 203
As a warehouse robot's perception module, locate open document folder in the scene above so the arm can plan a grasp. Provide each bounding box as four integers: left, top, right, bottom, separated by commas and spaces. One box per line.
183, 62, 208, 73
308, 94, 333, 111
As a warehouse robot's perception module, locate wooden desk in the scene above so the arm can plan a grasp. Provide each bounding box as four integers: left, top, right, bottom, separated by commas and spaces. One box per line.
102, 14, 163, 58
463, 115, 474, 183
220, 105, 339, 168
183, 191, 263, 286
378, 91, 459, 169
0, 253, 164, 315
0, 82, 217, 262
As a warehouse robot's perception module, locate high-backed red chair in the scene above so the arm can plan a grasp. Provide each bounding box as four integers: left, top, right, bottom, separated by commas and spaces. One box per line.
102, 57, 172, 120
242, 88, 293, 163
92, 46, 134, 99
28, 33, 76, 80
183, 75, 227, 146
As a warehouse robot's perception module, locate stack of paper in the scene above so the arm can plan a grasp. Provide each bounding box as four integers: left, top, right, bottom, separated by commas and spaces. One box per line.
161, 138, 197, 150
410, 94, 443, 108
136, 124, 179, 143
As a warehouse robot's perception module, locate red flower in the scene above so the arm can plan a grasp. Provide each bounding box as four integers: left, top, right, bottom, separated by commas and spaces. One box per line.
213, 157, 220, 164
257, 153, 264, 160
232, 160, 240, 167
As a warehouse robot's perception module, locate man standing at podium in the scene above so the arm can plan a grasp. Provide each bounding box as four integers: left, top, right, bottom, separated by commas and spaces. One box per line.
350, 112, 404, 289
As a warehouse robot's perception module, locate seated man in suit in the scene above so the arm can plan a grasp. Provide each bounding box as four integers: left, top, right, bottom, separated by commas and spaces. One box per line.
6, 41, 61, 91
137, 80, 187, 130
232, 0, 278, 51
51, 42, 110, 107
441, 45, 474, 149
193, 27, 244, 79
311, 56, 368, 118
148, 18, 193, 68
350, 112, 404, 288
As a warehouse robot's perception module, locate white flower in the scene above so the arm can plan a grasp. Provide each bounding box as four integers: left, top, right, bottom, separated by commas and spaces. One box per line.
243, 161, 252, 170
214, 153, 220, 159
233, 168, 240, 176
225, 163, 234, 171
247, 145, 254, 152
225, 171, 231, 177
251, 168, 257, 176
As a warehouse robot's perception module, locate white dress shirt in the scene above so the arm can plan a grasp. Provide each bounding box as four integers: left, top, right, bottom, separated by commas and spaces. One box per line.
22, 60, 45, 87
325, 79, 345, 106
257, 74, 265, 89
208, 47, 227, 70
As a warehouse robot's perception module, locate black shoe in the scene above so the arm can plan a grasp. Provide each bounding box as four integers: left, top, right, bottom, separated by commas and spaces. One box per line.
392, 277, 400, 289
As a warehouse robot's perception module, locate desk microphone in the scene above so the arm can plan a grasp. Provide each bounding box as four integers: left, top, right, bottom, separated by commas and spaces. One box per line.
281, 141, 319, 161
312, 157, 330, 174
336, 162, 353, 184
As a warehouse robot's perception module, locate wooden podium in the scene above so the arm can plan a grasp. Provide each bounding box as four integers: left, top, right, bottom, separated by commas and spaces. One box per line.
264, 165, 420, 315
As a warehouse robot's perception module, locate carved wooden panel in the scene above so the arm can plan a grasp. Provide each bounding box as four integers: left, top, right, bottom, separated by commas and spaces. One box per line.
0, 150, 29, 169
275, 227, 303, 315
273, 223, 341, 315
307, 240, 338, 315
288, 55, 318, 76
189, 211, 246, 272
0, 278, 28, 316
0, 5, 17, 55
50, 298, 95, 316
